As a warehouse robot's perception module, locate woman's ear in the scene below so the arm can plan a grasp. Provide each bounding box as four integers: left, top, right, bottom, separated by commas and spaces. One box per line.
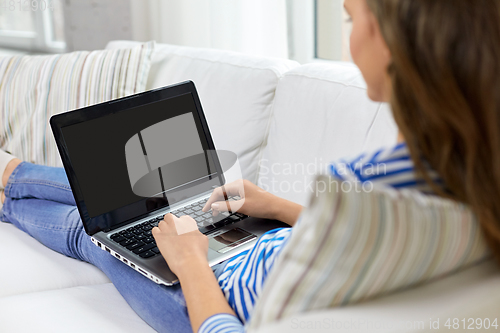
381, 38, 392, 64
372, 13, 393, 101
369, 12, 391, 63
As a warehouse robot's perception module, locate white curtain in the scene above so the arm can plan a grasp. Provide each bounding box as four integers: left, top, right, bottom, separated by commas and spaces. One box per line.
130, 0, 289, 59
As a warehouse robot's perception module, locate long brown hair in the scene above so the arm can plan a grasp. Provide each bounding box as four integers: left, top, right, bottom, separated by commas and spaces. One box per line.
366, 0, 500, 264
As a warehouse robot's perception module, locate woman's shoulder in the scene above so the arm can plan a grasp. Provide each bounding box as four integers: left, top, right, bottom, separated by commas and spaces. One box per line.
329, 142, 441, 192
330, 143, 410, 178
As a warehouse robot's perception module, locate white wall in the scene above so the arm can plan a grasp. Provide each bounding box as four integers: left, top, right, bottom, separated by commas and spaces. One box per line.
130, 0, 289, 59
64, 0, 132, 51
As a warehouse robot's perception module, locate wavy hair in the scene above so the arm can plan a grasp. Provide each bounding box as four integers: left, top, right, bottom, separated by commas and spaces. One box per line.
366, 0, 500, 263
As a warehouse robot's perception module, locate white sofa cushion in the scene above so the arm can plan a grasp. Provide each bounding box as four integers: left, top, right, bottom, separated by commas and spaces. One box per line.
106, 41, 299, 183
0, 222, 110, 298
0, 42, 155, 167
248, 176, 489, 329
253, 259, 500, 333
0, 283, 155, 333
258, 62, 398, 206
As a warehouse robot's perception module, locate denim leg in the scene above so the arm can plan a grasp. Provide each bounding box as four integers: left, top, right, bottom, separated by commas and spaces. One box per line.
0, 163, 193, 333
1, 198, 192, 333
4, 162, 75, 205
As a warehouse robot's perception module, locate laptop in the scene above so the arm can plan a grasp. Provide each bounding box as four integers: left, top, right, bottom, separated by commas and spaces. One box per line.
50, 81, 287, 286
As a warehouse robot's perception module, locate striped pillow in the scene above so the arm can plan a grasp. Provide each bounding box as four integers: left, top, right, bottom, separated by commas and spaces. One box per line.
248, 175, 489, 329
0, 41, 155, 166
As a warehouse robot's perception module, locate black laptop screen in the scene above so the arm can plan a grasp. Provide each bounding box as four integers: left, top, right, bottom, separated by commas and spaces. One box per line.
61, 92, 219, 234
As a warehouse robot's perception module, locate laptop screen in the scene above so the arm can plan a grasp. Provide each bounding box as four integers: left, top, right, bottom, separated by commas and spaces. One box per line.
61, 92, 220, 234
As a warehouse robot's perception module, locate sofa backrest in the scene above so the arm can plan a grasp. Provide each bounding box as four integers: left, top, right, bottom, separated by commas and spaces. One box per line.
106, 41, 299, 183
257, 63, 398, 205
106, 41, 398, 204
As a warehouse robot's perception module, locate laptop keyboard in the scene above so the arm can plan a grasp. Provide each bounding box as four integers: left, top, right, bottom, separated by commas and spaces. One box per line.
109, 196, 244, 259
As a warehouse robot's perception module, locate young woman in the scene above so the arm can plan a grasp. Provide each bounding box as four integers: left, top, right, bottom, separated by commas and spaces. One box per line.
1, 0, 499, 332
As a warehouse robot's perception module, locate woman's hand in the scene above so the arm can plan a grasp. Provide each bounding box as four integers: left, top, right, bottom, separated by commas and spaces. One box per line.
153, 214, 237, 332
202, 179, 303, 226
152, 214, 209, 276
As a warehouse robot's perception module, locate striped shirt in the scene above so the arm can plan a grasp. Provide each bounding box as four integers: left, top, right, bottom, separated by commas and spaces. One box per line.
329, 143, 441, 192
199, 143, 440, 333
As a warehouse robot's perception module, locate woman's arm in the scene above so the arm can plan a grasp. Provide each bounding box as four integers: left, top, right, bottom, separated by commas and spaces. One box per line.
202, 179, 303, 226
152, 215, 242, 332
270, 196, 303, 227
177, 257, 236, 331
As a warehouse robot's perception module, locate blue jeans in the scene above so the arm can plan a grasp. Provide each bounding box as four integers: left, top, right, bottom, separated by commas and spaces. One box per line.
0, 162, 193, 333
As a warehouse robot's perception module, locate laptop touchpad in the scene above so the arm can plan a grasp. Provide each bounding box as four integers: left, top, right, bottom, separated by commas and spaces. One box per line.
208, 228, 257, 253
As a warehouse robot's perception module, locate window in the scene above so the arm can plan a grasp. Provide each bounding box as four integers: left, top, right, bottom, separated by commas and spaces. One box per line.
0, 0, 65, 52
287, 0, 352, 63
315, 0, 352, 61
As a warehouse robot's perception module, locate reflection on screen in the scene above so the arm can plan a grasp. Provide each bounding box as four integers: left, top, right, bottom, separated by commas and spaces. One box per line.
62, 93, 217, 220
125, 113, 212, 198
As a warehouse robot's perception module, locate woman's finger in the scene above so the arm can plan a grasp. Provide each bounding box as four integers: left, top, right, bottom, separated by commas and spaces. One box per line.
152, 226, 161, 236
157, 220, 168, 231
211, 199, 245, 213
202, 187, 224, 212
163, 213, 175, 223
157, 214, 177, 233
202, 181, 243, 212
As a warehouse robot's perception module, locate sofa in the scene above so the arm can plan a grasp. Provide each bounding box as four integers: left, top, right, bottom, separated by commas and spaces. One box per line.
0, 40, 499, 332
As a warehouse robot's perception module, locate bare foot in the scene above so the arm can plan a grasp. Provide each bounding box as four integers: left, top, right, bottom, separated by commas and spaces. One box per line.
2, 158, 21, 188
